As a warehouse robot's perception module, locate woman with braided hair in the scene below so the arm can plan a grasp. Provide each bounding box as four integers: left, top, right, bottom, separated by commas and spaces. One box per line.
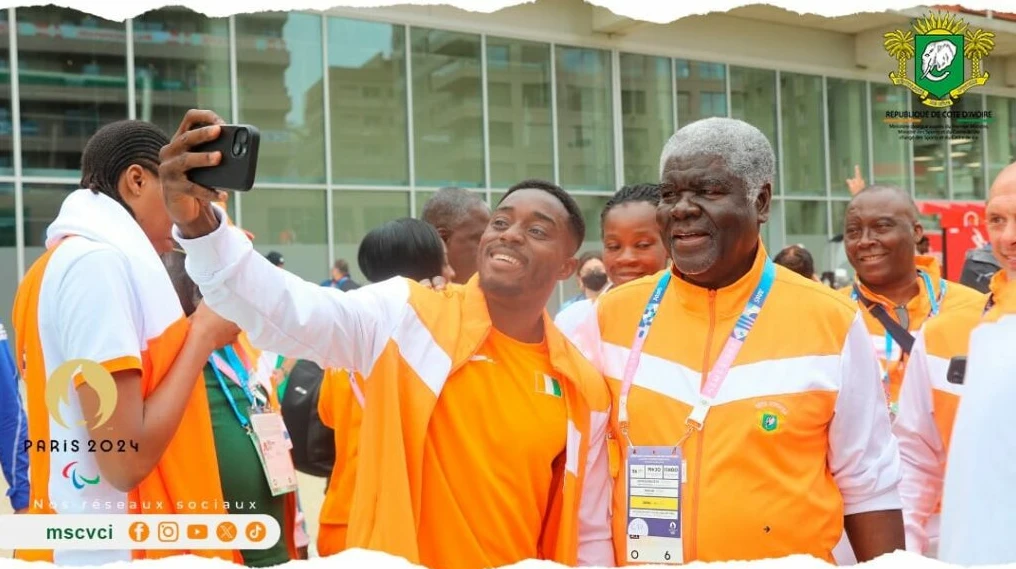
12, 119, 243, 565
555, 183, 670, 341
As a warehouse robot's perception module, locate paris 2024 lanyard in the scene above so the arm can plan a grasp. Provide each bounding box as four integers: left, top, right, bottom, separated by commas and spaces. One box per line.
618, 257, 777, 565
850, 269, 945, 416
209, 345, 299, 497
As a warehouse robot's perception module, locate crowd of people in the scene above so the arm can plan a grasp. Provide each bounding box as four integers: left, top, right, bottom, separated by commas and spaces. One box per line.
0, 108, 1013, 569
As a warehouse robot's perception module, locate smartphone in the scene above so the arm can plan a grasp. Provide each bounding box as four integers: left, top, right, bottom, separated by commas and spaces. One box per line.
186, 124, 260, 191
946, 356, 967, 385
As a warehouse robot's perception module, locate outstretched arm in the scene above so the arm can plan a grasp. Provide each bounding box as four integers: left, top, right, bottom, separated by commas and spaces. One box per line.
161, 110, 406, 372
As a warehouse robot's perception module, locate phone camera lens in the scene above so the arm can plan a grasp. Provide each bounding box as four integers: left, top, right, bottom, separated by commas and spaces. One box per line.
232, 142, 243, 156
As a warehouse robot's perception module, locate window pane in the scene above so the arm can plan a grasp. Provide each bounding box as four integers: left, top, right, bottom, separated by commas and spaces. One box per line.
730, 67, 778, 192
761, 198, 783, 254
676, 60, 726, 126
487, 37, 553, 187
986, 96, 1015, 184
240, 188, 327, 281
870, 84, 912, 190
827, 78, 869, 198
0, 183, 16, 334
327, 18, 407, 186
620, 53, 673, 185
830, 200, 854, 281
235, 12, 324, 184
23, 184, 74, 251
133, 8, 231, 138
780, 73, 825, 196
556, 46, 613, 191
912, 91, 947, 199
333, 190, 411, 283
17, 8, 127, 178
829, 77, 869, 198
784, 200, 829, 274
411, 28, 483, 188
15, 184, 78, 330
0, 21, 11, 176
950, 96, 986, 200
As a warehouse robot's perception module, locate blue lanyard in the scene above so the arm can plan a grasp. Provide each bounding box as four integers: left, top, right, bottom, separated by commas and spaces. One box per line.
208, 346, 257, 430
851, 269, 946, 384
617, 257, 777, 433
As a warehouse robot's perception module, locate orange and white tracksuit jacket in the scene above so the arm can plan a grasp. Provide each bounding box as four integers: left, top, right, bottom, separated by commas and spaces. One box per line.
840, 256, 984, 410
573, 242, 902, 564
316, 368, 364, 556
894, 271, 1013, 555
173, 204, 615, 568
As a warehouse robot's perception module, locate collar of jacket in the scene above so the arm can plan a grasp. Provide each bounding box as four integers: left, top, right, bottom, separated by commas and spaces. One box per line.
666, 238, 772, 321
852, 254, 943, 319
455, 274, 594, 395
987, 270, 1016, 318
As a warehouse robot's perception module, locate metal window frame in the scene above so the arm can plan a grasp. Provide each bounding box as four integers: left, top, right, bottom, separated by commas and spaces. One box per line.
228, 15, 242, 226
611, 49, 623, 190
822, 75, 833, 239
865, 80, 875, 183
774, 70, 787, 249
9, 8, 23, 280
670, 57, 678, 134
481, 33, 492, 204
126, 18, 136, 120
550, 42, 560, 186
322, 15, 335, 266
725, 63, 732, 118
405, 25, 417, 217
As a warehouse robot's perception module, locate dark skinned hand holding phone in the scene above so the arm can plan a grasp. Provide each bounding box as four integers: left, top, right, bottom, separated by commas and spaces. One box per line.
160, 110, 239, 239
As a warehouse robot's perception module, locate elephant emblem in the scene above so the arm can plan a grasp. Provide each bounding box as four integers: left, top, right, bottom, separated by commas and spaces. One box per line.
921, 39, 957, 82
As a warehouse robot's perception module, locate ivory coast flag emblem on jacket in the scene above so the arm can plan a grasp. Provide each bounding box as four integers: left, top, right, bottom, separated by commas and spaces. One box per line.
536, 373, 563, 397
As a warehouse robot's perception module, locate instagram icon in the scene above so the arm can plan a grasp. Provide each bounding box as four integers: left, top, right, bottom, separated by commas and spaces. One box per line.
157, 522, 179, 543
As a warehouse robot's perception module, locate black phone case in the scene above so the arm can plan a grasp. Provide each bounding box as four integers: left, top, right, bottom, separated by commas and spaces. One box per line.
947, 356, 967, 385
186, 124, 261, 191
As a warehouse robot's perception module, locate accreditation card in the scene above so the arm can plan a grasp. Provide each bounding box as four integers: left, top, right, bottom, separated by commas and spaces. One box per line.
626, 446, 683, 565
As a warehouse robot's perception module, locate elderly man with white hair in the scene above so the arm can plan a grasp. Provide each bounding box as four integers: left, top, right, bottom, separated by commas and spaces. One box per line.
573, 117, 905, 565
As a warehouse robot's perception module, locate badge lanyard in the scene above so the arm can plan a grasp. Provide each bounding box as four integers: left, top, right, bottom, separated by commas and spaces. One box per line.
618, 257, 778, 447
210, 346, 299, 497
850, 269, 945, 407
618, 258, 777, 566
209, 346, 261, 430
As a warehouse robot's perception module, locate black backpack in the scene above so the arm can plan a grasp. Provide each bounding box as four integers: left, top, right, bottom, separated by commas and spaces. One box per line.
280, 360, 336, 478
959, 245, 1000, 294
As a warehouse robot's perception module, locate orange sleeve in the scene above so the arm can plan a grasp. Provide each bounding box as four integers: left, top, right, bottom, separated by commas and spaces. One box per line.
72, 356, 143, 388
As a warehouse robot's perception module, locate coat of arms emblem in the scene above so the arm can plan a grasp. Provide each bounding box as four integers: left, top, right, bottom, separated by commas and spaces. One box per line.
884, 12, 995, 108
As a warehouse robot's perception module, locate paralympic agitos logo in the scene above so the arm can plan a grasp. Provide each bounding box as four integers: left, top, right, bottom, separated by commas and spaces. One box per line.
62, 461, 100, 489
24, 358, 138, 454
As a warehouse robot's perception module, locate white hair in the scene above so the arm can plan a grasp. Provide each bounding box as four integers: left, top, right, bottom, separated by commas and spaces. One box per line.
658, 117, 776, 201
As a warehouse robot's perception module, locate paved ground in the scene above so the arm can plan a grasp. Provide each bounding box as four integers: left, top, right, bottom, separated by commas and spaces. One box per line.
0, 472, 329, 559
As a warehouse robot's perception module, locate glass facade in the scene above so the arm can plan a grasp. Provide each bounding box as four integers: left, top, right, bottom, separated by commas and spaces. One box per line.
2, 6, 1014, 323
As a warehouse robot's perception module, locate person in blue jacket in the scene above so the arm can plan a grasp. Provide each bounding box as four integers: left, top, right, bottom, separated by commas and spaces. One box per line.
0, 322, 28, 513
